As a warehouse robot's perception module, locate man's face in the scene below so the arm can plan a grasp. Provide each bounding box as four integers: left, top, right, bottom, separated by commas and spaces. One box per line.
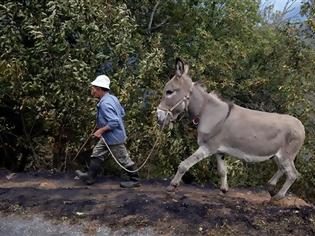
91, 86, 102, 98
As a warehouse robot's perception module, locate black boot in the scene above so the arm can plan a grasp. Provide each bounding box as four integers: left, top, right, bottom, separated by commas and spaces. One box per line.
120, 165, 140, 188
127, 165, 140, 182
75, 158, 103, 185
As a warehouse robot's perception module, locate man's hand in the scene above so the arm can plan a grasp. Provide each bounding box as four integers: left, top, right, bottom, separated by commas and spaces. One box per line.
93, 126, 110, 138
93, 129, 103, 138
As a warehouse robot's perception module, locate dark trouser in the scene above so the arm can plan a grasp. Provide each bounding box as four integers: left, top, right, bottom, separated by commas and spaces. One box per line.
78, 140, 139, 184
91, 140, 135, 167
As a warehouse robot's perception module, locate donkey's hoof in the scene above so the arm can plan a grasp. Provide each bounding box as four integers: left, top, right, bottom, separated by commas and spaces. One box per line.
166, 185, 177, 192
266, 184, 277, 197
271, 194, 285, 202
220, 188, 229, 194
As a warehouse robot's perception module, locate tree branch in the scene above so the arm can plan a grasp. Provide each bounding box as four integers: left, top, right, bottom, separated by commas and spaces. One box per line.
21, 113, 40, 169
276, 0, 298, 26
148, 0, 160, 33
150, 17, 170, 32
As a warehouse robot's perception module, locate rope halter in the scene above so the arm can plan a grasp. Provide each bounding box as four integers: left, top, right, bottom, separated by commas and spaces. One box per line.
158, 82, 195, 122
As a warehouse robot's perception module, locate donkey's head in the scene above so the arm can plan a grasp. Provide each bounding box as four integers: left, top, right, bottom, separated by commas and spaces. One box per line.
157, 58, 194, 127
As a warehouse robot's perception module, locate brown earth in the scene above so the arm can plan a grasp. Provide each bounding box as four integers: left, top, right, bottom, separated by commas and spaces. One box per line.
0, 169, 314, 236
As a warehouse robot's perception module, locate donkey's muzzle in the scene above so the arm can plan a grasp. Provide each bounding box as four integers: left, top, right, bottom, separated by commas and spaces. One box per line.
156, 108, 169, 129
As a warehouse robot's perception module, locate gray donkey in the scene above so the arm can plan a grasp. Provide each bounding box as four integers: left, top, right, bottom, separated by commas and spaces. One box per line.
157, 58, 305, 200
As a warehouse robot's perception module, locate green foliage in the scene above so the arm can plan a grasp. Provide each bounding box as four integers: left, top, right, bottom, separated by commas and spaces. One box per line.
0, 0, 142, 169
1, 0, 315, 202
301, 0, 315, 35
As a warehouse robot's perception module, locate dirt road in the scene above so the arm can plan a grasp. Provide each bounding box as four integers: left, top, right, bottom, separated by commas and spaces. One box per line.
0, 169, 314, 235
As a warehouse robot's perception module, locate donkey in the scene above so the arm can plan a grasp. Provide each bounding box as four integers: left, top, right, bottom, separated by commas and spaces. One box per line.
157, 58, 305, 200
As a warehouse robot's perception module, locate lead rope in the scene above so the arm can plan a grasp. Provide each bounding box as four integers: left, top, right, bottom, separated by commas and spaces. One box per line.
101, 115, 169, 173
73, 116, 168, 173
73, 82, 194, 172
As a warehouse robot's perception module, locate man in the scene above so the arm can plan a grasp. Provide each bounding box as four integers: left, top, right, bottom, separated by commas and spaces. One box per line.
75, 75, 140, 188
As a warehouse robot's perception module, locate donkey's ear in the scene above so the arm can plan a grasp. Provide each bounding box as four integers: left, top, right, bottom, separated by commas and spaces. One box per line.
175, 58, 185, 77
184, 64, 189, 74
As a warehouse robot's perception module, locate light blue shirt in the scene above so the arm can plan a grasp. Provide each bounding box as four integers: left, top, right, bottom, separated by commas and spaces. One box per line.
96, 93, 127, 145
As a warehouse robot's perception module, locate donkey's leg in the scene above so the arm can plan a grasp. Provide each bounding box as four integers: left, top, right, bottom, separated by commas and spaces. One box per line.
216, 153, 228, 193
168, 146, 211, 191
267, 169, 284, 196
272, 159, 299, 200
266, 157, 284, 196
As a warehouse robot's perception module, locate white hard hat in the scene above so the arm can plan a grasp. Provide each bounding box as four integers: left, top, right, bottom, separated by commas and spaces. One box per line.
91, 75, 110, 89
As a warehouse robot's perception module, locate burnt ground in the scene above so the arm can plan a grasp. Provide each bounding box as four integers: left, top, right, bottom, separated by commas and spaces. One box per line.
0, 169, 314, 236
